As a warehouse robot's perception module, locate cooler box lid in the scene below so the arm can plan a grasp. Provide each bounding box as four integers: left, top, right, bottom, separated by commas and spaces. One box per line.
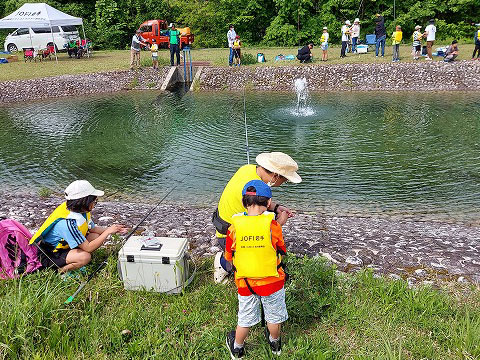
118, 236, 188, 263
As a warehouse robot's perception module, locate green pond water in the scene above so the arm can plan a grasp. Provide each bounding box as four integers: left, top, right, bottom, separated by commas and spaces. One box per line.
0, 90, 479, 222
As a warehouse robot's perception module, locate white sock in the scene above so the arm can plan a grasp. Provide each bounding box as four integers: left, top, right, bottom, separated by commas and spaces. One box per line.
234, 341, 244, 349
269, 334, 279, 342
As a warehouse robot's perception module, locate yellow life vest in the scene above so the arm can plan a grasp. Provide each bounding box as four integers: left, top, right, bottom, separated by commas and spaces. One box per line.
477, 30, 480, 41
394, 31, 403, 42
217, 164, 261, 238
233, 40, 241, 48
320, 33, 327, 43
232, 212, 279, 279
29, 202, 91, 251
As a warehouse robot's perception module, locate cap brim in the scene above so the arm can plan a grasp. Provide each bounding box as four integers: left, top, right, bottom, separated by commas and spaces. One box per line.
91, 189, 104, 197
284, 172, 302, 184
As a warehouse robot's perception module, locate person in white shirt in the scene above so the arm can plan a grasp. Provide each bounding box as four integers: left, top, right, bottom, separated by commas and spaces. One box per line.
351, 18, 360, 53
341, 20, 351, 58
227, 24, 236, 66
424, 19, 436, 60
130, 29, 146, 70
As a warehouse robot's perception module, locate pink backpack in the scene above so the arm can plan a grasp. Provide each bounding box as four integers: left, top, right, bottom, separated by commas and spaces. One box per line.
0, 219, 42, 279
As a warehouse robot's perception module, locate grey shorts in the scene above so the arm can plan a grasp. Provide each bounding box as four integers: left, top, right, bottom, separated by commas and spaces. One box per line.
237, 287, 288, 327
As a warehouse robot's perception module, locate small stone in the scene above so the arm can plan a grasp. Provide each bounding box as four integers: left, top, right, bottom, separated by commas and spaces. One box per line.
388, 274, 402, 280
457, 276, 468, 283
98, 216, 114, 222
121, 329, 132, 336
345, 256, 363, 266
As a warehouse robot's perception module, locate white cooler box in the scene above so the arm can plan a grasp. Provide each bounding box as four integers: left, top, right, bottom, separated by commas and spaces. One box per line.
357, 45, 368, 53
118, 236, 189, 294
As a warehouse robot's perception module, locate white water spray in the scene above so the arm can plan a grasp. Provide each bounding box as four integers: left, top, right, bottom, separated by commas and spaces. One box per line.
293, 77, 314, 116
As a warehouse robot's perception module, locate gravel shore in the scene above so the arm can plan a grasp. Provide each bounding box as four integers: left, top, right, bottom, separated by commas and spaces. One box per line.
2, 192, 479, 285
1, 61, 480, 104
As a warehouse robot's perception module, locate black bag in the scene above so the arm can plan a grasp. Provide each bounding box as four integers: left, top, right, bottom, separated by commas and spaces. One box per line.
211, 208, 231, 235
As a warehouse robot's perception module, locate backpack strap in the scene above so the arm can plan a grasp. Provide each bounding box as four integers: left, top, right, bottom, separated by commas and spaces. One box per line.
244, 278, 265, 327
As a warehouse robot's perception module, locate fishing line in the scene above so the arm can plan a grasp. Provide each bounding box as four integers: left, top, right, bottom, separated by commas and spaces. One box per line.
64, 172, 189, 304
243, 87, 250, 164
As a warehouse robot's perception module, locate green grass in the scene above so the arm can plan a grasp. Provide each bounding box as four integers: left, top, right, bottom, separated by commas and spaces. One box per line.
0, 43, 477, 82
1, 253, 479, 359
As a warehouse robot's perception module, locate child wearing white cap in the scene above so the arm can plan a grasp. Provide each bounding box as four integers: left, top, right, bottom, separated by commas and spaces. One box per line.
412, 25, 423, 60
320, 27, 329, 61
30, 180, 128, 273
341, 20, 351, 58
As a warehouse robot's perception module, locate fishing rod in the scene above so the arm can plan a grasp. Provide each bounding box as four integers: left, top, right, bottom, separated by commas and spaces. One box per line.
243, 87, 250, 164
64, 174, 188, 304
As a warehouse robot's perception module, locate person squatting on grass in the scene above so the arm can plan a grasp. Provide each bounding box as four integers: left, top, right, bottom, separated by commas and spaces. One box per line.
392, 25, 402, 62
212, 152, 301, 284
225, 180, 288, 359
297, 43, 314, 62
31, 180, 128, 273
412, 25, 423, 60
320, 27, 329, 61
444, 40, 459, 62
472, 23, 480, 60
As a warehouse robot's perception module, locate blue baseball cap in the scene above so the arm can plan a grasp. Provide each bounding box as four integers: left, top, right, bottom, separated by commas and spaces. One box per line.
242, 180, 272, 198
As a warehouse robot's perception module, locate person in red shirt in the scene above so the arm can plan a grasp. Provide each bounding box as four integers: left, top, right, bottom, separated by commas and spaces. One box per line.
225, 180, 288, 358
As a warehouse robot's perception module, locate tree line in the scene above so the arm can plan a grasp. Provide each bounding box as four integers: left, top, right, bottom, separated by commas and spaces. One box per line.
1, 0, 479, 49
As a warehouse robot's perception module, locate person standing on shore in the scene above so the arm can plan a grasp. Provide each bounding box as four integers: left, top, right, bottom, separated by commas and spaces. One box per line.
424, 19, 436, 61
130, 29, 146, 70
211, 152, 301, 284
412, 25, 423, 60
150, 38, 159, 70
341, 20, 351, 58
169, 23, 181, 66
227, 25, 236, 66
472, 24, 480, 60
233, 35, 242, 66
391, 25, 402, 62
351, 18, 360, 53
375, 14, 386, 58
320, 27, 329, 61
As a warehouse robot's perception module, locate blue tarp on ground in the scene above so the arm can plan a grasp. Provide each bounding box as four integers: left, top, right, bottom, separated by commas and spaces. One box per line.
0, 58, 8, 63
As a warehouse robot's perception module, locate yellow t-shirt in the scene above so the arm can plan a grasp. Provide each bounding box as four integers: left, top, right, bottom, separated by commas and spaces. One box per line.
392, 31, 403, 44
217, 164, 261, 237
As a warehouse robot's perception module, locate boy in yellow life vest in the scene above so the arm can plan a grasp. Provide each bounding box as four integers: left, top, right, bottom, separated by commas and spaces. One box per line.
392, 25, 402, 62
30, 180, 128, 273
150, 38, 159, 70
225, 180, 288, 358
320, 26, 329, 61
233, 35, 242, 66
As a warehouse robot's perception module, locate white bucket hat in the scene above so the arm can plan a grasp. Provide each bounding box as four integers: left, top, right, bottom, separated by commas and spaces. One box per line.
256, 152, 302, 184
323, 26, 328, 30
354, 18, 360, 23
415, 25, 421, 30
65, 180, 104, 200
345, 20, 351, 25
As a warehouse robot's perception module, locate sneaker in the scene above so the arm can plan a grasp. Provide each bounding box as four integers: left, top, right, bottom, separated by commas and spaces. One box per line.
425, 57, 432, 61
214, 252, 229, 284
265, 327, 282, 356
226, 331, 245, 359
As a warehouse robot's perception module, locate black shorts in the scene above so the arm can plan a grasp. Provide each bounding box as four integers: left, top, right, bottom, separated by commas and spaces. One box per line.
414, 45, 421, 51
37, 242, 69, 269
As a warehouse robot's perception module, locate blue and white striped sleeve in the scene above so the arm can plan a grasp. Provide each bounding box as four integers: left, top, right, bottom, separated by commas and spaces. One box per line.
55, 219, 87, 249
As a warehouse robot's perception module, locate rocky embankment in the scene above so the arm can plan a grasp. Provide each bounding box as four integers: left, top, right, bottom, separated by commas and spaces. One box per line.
2, 61, 480, 104
0, 67, 170, 103
2, 193, 479, 285
199, 61, 480, 91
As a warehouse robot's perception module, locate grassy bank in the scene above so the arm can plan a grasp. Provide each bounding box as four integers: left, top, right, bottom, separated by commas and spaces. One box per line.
1, 253, 479, 359
0, 44, 477, 82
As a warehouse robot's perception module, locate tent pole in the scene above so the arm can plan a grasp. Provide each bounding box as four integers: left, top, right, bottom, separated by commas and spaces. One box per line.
82, 24, 89, 58
50, 23, 58, 63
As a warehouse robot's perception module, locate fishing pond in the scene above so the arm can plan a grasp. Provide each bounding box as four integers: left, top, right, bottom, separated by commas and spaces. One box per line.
0, 90, 479, 223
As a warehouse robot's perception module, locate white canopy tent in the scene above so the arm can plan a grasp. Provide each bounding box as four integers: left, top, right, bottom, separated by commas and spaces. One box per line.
0, 3, 87, 61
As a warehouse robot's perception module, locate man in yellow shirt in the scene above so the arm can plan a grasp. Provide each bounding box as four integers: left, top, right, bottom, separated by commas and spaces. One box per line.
212, 152, 302, 283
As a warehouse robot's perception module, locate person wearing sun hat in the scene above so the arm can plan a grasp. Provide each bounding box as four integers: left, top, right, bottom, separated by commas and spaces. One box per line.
30, 180, 128, 273
351, 18, 360, 53
212, 152, 301, 283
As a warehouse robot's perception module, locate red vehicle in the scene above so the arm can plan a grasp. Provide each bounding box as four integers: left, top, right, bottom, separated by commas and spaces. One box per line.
138, 20, 194, 48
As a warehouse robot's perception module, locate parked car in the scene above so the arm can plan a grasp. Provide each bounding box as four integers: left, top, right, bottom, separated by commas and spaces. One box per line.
3, 25, 80, 52
138, 20, 194, 48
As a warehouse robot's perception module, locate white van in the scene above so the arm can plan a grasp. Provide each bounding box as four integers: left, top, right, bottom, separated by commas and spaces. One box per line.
4, 25, 80, 52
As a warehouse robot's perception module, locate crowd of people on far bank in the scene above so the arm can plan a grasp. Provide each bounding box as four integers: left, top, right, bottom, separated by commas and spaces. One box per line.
296, 16, 480, 63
